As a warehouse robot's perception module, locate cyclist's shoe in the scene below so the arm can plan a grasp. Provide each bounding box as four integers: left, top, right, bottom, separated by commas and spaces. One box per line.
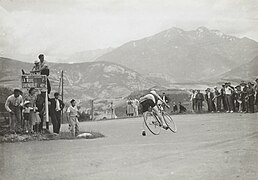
142, 130, 146, 136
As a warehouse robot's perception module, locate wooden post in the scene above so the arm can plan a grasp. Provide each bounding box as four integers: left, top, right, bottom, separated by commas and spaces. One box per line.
61, 70, 64, 124
91, 100, 94, 121
45, 87, 49, 130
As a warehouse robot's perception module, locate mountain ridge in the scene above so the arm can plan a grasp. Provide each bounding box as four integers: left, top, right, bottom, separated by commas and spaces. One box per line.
96, 26, 258, 82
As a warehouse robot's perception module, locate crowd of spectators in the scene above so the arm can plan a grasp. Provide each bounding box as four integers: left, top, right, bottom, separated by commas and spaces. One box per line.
190, 79, 258, 113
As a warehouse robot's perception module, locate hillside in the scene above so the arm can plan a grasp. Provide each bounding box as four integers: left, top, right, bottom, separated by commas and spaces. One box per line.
221, 55, 258, 82
96, 27, 258, 82
0, 57, 155, 100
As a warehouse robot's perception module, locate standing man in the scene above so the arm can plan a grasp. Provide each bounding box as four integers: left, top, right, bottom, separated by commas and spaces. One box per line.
5, 89, 23, 133
49, 92, 64, 134
214, 87, 222, 112
190, 90, 197, 112
225, 83, 234, 113
255, 78, 258, 112
195, 90, 204, 113
132, 99, 139, 116
36, 91, 46, 132
205, 88, 215, 112
246, 82, 255, 113
221, 85, 227, 112
161, 92, 170, 110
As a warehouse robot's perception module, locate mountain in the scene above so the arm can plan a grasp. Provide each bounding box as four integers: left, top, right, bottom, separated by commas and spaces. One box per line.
220, 55, 258, 82
96, 27, 258, 82
0, 57, 155, 100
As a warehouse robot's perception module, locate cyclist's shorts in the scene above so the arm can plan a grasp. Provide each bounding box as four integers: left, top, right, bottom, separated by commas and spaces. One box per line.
140, 99, 155, 113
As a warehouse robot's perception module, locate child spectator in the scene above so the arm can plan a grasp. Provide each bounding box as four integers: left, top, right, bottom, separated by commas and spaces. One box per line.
67, 99, 79, 136
23, 101, 31, 133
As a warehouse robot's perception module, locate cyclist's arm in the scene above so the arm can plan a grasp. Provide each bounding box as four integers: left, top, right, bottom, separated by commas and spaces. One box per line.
151, 91, 169, 107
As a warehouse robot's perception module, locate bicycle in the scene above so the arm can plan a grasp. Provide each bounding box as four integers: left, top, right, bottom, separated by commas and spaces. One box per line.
143, 104, 177, 135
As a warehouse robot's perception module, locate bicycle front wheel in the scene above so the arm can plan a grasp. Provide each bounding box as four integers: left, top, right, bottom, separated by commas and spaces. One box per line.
163, 112, 177, 133
144, 112, 161, 135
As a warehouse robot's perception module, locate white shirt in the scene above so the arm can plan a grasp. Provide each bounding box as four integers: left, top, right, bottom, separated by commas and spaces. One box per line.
67, 106, 78, 117
5, 94, 23, 112
225, 87, 233, 95
55, 99, 61, 111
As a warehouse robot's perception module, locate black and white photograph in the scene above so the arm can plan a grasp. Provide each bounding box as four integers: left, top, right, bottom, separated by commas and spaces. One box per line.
0, 0, 258, 179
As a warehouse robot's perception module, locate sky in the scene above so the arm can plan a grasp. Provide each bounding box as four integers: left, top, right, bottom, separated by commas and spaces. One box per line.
0, 0, 258, 62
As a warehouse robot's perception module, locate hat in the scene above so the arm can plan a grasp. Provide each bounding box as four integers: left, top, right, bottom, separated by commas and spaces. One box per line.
214, 86, 217, 89
255, 78, 258, 82
34, 60, 40, 64
14, 89, 22, 94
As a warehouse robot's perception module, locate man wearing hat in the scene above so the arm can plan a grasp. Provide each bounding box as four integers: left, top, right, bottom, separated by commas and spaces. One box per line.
246, 82, 255, 113
224, 83, 234, 113
49, 92, 64, 134
205, 88, 215, 112
213, 87, 222, 112
30, 60, 40, 74
255, 78, 258, 111
5, 89, 24, 133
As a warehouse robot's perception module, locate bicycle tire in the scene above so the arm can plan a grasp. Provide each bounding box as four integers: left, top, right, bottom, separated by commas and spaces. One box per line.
144, 112, 161, 135
163, 112, 177, 133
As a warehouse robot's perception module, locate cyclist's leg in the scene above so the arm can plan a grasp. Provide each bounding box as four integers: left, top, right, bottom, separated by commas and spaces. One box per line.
152, 106, 167, 127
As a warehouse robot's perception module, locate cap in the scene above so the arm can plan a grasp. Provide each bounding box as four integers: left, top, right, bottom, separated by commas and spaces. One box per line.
14, 89, 22, 94
34, 60, 40, 64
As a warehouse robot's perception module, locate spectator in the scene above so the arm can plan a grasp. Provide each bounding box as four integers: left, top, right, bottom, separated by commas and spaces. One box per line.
178, 102, 187, 113
161, 92, 170, 110
22, 101, 31, 133
213, 87, 222, 112
195, 90, 204, 113
225, 83, 234, 113
110, 102, 117, 119
30, 60, 40, 75
49, 92, 64, 134
24, 87, 38, 134
255, 78, 258, 111
235, 85, 243, 112
221, 85, 227, 111
132, 99, 139, 116
126, 98, 134, 116
5, 89, 23, 134
172, 102, 178, 113
190, 90, 197, 112
67, 99, 79, 136
205, 88, 215, 112
246, 82, 255, 113
36, 91, 46, 132
38, 54, 51, 94
240, 82, 247, 112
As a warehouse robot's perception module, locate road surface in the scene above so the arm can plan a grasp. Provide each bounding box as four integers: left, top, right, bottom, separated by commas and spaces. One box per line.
1, 113, 258, 180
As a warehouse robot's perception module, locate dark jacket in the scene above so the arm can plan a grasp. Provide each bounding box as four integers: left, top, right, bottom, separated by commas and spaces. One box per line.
49, 98, 64, 114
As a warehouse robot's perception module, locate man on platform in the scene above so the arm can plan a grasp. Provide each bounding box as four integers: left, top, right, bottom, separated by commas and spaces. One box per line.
38, 54, 51, 94
49, 92, 64, 134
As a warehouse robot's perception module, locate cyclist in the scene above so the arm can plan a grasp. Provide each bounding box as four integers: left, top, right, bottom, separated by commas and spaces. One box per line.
139, 90, 170, 130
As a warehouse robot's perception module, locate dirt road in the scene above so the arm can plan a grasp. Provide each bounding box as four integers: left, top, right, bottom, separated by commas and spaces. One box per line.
1, 113, 258, 180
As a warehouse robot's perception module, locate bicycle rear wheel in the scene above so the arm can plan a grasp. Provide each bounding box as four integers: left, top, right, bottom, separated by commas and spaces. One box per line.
144, 112, 161, 135
163, 112, 177, 133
